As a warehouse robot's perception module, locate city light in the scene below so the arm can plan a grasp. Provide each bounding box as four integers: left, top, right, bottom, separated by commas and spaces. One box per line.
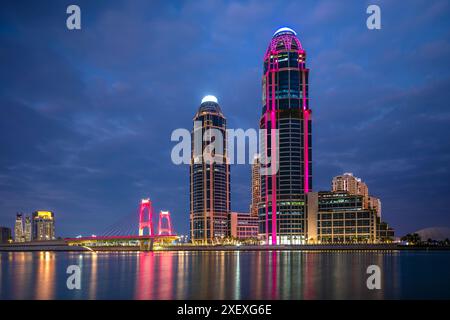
201, 95, 218, 104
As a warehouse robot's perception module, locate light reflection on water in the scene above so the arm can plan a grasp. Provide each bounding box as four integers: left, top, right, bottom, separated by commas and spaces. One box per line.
1, 250, 450, 300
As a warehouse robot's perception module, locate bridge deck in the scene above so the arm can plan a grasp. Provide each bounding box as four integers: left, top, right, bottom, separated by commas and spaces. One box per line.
65, 235, 178, 243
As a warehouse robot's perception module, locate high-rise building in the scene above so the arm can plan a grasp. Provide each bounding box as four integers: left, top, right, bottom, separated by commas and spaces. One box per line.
259, 27, 312, 245
24, 216, 32, 242
14, 213, 24, 242
250, 155, 261, 217
32, 211, 55, 241
190, 96, 231, 244
332, 173, 369, 208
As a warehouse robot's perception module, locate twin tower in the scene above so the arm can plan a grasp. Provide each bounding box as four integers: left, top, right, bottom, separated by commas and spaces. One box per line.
189, 28, 312, 245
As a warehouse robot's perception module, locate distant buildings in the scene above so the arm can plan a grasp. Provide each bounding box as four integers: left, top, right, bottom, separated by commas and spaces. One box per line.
24, 216, 32, 242
14, 213, 24, 242
32, 211, 55, 241
13, 211, 56, 242
190, 96, 231, 244
230, 212, 258, 240
0, 226, 12, 243
332, 173, 369, 209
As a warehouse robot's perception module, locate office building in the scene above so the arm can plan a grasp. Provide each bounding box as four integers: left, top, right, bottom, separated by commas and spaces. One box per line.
258, 27, 312, 245
306, 191, 394, 243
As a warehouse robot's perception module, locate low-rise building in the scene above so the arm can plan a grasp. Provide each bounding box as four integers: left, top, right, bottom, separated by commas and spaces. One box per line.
306, 192, 394, 244
230, 212, 259, 240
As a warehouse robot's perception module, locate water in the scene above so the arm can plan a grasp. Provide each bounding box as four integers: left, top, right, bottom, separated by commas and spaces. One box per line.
1, 250, 450, 299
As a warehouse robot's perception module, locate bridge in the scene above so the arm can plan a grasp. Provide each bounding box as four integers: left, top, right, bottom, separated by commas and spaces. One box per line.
65, 198, 178, 251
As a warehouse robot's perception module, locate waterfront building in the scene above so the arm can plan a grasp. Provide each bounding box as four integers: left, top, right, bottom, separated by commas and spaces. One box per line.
14, 213, 24, 242
306, 191, 394, 243
376, 219, 395, 242
250, 155, 261, 217
258, 27, 312, 245
24, 216, 32, 242
369, 196, 382, 217
332, 173, 369, 209
32, 211, 55, 241
230, 212, 259, 240
190, 96, 231, 244
0, 226, 12, 243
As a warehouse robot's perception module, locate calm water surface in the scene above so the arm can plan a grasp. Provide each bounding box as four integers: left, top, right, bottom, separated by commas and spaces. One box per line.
1, 250, 450, 299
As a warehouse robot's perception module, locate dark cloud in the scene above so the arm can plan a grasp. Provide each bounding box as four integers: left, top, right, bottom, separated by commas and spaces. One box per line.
0, 0, 449, 236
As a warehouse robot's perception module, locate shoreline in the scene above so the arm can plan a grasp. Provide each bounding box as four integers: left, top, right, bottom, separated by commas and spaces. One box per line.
1, 242, 450, 252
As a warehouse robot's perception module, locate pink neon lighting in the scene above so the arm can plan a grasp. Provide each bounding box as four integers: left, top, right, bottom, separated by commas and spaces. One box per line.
303, 109, 310, 193
262, 30, 312, 245
139, 198, 154, 236
263, 44, 281, 245
302, 67, 310, 193
158, 210, 173, 235
270, 89, 277, 245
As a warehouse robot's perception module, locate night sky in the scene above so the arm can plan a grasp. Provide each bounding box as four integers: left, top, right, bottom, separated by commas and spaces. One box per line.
1, 0, 449, 237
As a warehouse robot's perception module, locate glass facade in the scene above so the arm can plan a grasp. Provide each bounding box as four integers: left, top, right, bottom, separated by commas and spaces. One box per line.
316, 192, 377, 243
190, 99, 231, 243
259, 28, 312, 244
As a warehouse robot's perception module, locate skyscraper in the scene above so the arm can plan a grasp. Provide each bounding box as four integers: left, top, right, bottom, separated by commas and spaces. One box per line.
24, 216, 32, 242
14, 213, 24, 242
190, 96, 231, 244
250, 155, 261, 217
259, 27, 312, 245
32, 211, 55, 241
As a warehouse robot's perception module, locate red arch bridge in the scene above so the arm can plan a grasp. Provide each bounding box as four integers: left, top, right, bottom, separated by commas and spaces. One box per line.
65, 198, 178, 250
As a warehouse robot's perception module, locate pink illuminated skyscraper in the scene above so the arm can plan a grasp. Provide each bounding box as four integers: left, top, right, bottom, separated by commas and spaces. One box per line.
259, 27, 312, 245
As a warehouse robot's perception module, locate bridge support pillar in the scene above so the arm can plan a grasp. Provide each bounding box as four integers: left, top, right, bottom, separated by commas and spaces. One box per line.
139, 239, 154, 251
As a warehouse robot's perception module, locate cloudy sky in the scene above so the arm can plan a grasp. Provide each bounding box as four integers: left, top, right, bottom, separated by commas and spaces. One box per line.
1, 0, 449, 237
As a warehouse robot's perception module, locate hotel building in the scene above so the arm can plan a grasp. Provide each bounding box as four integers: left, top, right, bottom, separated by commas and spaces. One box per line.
190, 96, 231, 243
